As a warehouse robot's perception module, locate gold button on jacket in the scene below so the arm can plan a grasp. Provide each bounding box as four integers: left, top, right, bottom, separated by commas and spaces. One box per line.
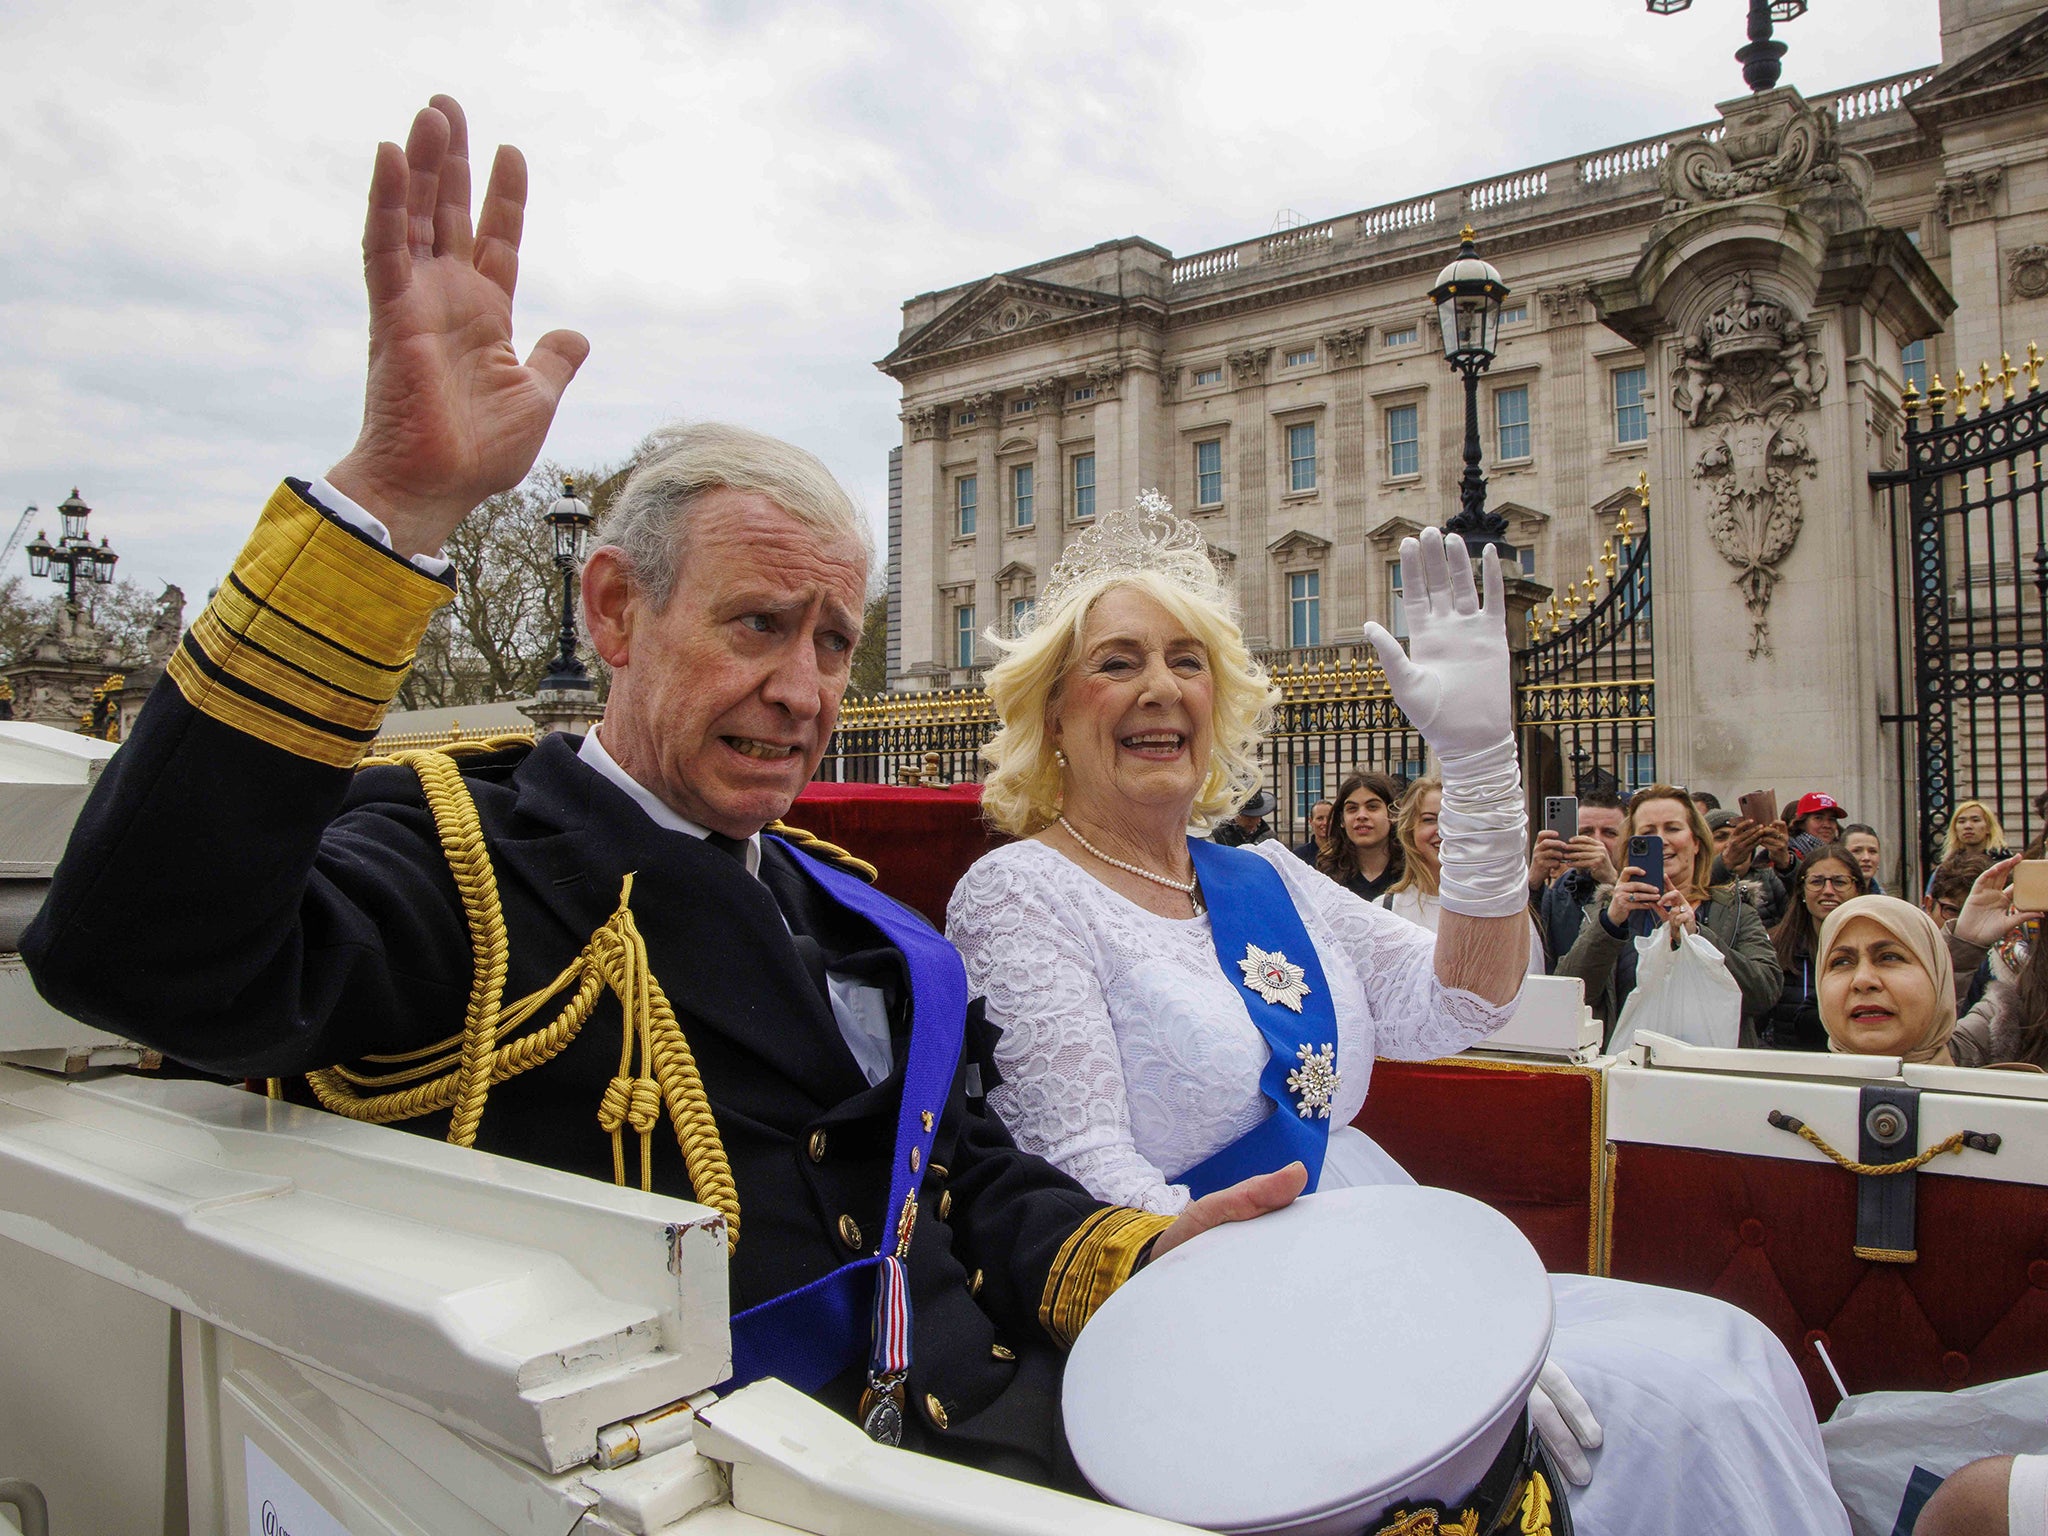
837, 1214, 863, 1251
807, 1129, 827, 1163
923, 1394, 950, 1430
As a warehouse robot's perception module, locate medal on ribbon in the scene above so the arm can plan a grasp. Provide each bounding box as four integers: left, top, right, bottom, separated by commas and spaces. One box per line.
1239, 942, 1311, 1012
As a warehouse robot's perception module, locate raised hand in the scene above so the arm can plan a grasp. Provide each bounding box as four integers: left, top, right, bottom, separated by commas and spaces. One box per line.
326, 97, 589, 558
1362, 529, 1512, 767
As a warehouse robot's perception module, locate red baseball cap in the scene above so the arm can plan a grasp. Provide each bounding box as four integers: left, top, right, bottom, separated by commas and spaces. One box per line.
1792, 792, 1846, 820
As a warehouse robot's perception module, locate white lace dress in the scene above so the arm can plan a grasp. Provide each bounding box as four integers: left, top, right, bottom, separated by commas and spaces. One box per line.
947, 837, 1849, 1536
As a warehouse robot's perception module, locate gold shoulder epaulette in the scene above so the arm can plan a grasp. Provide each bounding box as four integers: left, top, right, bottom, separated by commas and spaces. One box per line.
767, 820, 879, 883
358, 733, 537, 771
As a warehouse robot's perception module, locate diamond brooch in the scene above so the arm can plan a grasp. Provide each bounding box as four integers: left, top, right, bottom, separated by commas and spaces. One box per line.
1285, 1043, 1341, 1120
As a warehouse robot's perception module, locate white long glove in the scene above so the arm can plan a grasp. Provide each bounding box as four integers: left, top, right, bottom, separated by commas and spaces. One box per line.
1362, 528, 1528, 918
1530, 1359, 1603, 1487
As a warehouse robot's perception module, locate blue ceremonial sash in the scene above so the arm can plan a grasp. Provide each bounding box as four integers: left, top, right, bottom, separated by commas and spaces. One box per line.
1172, 840, 1340, 1200
723, 842, 966, 1396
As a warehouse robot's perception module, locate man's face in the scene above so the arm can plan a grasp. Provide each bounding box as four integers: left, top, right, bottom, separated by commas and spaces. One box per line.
1309, 802, 1332, 840
1713, 824, 1733, 855
1581, 806, 1625, 866
595, 491, 867, 838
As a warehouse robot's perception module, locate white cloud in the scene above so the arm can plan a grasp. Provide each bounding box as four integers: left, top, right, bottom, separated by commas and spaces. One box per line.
1, 0, 1941, 605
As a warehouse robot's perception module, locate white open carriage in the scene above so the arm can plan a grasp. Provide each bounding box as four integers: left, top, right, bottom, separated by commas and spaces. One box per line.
5, 736, 2045, 1535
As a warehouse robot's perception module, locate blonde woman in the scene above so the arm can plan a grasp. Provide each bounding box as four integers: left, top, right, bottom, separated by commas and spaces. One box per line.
945, 495, 1848, 1536
1381, 775, 1546, 975
1942, 799, 2013, 863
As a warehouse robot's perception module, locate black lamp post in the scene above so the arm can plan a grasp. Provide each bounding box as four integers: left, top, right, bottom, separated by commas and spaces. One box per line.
1428, 228, 1517, 565
25, 489, 118, 612
540, 477, 596, 692
1647, 0, 1808, 94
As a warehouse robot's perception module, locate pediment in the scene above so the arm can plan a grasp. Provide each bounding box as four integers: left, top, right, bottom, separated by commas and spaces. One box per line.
1266, 529, 1333, 561
995, 560, 1035, 584
883, 275, 1119, 368
1494, 500, 1551, 538
1908, 13, 2048, 125
1366, 515, 1429, 551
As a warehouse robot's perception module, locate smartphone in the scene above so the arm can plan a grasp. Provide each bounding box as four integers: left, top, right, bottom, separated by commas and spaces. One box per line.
1543, 795, 1579, 840
1738, 789, 1778, 828
1627, 834, 1666, 938
2014, 859, 2048, 913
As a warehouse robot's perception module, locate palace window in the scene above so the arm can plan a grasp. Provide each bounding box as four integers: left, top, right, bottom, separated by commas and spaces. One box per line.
1508, 544, 1537, 576
1193, 366, 1224, 387
1010, 398, 1032, 414
1625, 751, 1657, 794
1388, 560, 1409, 640
955, 604, 977, 669
956, 475, 978, 537
1902, 339, 1929, 397
1195, 439, 1223, 507
1013, 463, 1034, 528
1073, 453, 1096, 519
1387, 404, 1420, 478
1294, 762, 1325, 816
1613, 367, 1648, 445
1010, 595, 1034, 635
1287, 422, 1318, 493
1499, 304, 1528, 326
1383, 325, 1418, 347
1495, 386, 1531, 462
956, 410, 978, 428
1072, 385, 1096, 402
1289, 570, 1322, 647
1285, 348, 1317, 368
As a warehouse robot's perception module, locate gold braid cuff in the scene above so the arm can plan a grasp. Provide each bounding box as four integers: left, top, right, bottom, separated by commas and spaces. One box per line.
765, 821, 878, 883
1038, 1207, 1175, 1349
306, 749, 741, 1250
167, 482, 452, 768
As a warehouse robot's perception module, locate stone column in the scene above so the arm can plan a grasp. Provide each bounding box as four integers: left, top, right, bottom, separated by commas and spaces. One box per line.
966, 392, 1001, 672
1594, 86, 1952, 826
1033, 378, 1066, 593
1322, 327, 1372, 643
897, 405, 943, 685
1230, 347, 1274, 648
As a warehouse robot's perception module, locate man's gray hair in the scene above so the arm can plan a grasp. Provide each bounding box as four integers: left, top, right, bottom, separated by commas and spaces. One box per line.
597, 422, 872, 609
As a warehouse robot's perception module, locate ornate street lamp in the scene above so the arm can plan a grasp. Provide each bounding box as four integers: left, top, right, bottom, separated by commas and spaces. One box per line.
540, 477, 596, 692
1647, 0, 1808, 94
1429, 228, 1517, 564
34, 489, 118, 611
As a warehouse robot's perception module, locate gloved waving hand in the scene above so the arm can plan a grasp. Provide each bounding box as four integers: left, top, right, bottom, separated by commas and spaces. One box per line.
1362, 529, 1529, 921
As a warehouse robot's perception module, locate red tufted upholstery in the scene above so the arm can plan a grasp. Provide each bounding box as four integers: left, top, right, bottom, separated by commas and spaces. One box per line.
1353, 1058, 1603, 1275
1607, 1143, 2048, 1415
784, 783, 1005, 925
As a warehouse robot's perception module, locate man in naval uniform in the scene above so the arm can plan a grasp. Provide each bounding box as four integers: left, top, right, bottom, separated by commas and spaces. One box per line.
21, 96, 1300, 1491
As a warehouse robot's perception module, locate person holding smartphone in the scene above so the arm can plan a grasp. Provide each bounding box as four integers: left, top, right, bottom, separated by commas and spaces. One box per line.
1555, 784, 1783, 1046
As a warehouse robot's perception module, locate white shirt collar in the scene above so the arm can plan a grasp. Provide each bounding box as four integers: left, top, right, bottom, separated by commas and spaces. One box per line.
576, 725, 761, 877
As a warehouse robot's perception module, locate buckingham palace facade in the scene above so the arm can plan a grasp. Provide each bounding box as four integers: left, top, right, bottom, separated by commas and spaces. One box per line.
875, 1, 2048, 689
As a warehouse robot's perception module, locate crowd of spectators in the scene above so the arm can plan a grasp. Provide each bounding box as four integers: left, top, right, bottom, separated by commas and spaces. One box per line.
1269, 774, 2048, 1064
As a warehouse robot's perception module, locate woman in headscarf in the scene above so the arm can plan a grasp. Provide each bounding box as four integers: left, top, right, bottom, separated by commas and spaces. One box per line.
1816, 895, 1959, 1064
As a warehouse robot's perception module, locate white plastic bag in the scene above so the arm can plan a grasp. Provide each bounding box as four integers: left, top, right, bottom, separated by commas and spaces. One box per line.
1822, 1373, 2048, 1536
1608, 926, 1741, 1054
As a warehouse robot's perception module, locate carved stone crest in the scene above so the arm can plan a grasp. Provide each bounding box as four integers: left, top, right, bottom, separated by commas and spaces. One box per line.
1661, 91, 1870, 216
2009, 244, 2048, 302
1674, 273, 1824, 658
1538, 284, 1590, 324
1937, 167, 2004, 227
966, 299, 1054, 341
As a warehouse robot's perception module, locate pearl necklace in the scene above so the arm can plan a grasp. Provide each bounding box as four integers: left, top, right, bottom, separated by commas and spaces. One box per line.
1058, 817, 1200, 896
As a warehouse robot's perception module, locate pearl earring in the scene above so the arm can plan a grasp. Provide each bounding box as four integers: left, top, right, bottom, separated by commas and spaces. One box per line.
1055, 750, 1068, 770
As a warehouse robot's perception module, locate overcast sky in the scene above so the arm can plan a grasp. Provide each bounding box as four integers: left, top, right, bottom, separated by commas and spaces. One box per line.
3, 0, 1941, 608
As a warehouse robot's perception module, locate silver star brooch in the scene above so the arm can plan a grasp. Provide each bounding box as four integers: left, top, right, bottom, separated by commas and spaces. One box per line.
1238, 943, 1311, 1012
1285, 1043, 1341, 1119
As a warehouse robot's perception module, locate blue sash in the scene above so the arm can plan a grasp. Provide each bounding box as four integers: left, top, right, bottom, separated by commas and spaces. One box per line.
723, 842, 966, 1395
1172, 840, 1340, 1199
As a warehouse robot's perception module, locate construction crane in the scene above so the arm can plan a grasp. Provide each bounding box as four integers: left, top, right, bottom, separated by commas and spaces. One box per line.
1, 506, 37, 574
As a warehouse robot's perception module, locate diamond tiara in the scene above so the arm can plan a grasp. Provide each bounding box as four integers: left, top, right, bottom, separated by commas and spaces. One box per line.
1028, 489, 1225, 632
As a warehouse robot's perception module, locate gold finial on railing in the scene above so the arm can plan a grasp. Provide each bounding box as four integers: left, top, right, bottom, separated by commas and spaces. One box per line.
2027, 342, 2043, 395
1527, 612, 1540, 644
1902, 378, 1920, 428
1928, 372, 1947, 418
1954, 370, 1972, 418
1585, 564, 1598, 599
1978, 361, 1995, 413
1601, 539, 1618, 582
2001, 352, 2019, 402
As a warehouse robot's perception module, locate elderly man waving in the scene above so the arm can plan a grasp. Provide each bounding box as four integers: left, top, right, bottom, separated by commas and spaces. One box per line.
22, 96, 1300, 1489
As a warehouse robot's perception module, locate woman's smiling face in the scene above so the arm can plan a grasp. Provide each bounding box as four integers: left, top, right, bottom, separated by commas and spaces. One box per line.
1800, 854, 1859, 924
1819, 915, 1938, 1057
